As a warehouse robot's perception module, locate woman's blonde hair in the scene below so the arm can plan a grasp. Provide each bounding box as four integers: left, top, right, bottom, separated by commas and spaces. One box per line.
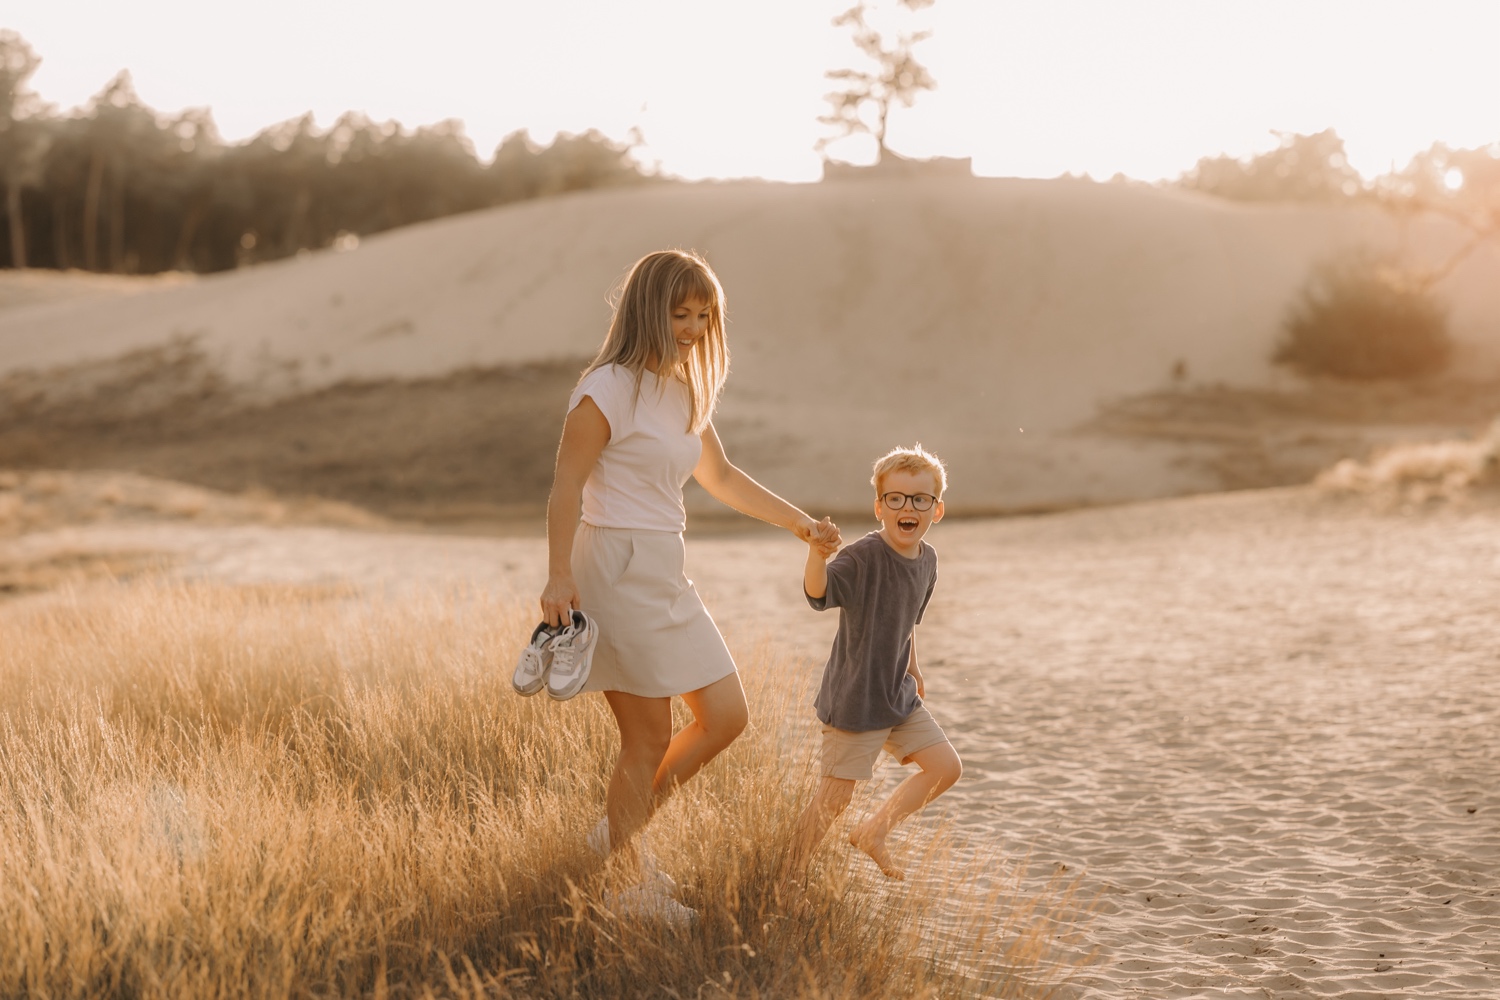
584, 249, 729, 434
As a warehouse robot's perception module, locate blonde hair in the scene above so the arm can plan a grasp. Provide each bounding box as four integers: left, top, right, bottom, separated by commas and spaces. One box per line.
583, 249, 729, 434
871, 443, 949, 497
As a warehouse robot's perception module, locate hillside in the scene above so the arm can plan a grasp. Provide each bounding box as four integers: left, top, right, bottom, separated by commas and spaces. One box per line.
3, 176, 1497, 519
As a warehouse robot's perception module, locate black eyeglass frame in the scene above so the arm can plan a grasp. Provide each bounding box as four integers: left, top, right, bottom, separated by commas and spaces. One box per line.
879, 491, 938, 512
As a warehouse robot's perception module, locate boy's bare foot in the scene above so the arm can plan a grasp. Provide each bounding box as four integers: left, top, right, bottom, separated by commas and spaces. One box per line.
849, 823, 905, 880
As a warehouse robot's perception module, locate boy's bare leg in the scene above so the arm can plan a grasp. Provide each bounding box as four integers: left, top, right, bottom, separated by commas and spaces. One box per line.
782, 776, 856, 885
850, 742, 962, 879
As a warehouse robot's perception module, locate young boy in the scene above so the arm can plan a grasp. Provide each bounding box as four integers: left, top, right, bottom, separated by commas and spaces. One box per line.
786, 444, 963, 882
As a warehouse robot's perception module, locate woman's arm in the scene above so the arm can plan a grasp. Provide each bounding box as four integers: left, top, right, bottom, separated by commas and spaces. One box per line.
540, 397, 610, 627
694, 421, 838, 546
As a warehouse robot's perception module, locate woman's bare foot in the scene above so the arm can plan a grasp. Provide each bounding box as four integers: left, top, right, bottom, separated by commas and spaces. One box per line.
849, 822, 905, 880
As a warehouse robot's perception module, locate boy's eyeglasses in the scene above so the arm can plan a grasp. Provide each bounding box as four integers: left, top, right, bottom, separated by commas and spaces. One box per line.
880, 491, 937, 512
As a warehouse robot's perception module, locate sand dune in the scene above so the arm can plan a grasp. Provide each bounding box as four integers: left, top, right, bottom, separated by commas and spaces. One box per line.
4, 178, 1499, 513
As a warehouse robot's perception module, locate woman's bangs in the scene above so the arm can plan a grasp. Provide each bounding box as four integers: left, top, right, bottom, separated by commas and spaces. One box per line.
672, 267, 720, 315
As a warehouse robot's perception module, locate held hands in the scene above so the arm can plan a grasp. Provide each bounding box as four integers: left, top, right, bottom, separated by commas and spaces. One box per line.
539, 574, 580, 629
796, 515, 841, 559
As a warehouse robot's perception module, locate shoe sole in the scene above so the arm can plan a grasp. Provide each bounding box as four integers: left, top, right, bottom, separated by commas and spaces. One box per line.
512, 671, 547, 696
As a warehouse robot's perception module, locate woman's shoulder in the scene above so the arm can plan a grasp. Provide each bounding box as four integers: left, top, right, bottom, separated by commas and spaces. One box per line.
573, 363, 640, 402
578, 363, 634, 388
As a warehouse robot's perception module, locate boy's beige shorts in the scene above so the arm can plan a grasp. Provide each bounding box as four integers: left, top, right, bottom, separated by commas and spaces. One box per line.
820, 704, 951, 781
572, 523, 737, 698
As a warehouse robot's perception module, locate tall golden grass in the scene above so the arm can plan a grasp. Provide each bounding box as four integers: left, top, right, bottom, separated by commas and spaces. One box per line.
0, 581, 1081, 998
1316, 416, 1500, 505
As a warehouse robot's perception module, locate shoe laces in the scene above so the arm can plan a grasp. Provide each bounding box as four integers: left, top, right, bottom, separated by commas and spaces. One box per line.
549, 627, 585, 674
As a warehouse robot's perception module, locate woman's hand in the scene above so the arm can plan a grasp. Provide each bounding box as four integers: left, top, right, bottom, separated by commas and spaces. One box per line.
540, 574, 580, 628
796, 515, 842, 556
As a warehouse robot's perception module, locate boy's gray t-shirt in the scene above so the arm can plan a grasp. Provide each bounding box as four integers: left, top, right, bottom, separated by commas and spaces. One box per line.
806, 531, 938, 732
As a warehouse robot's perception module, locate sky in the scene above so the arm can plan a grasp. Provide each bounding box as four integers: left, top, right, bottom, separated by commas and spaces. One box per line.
2, 0, 1497, 184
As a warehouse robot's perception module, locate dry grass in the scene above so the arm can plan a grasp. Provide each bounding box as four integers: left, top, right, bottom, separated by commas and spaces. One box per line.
0, 582, 1080, 999
1316, 416, 1500, 505
0, 468, 385, 538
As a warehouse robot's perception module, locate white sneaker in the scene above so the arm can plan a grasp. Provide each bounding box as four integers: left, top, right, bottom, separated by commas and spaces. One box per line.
586, 816, 611, 857
512, 621, 556, 696
587, 817, 677, 892
608, 882, 698, 931
545, 610, 598, 701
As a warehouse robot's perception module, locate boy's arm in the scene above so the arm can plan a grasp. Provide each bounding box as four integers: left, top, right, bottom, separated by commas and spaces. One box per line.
906, 627, 925, 699
804, 541, 831, 600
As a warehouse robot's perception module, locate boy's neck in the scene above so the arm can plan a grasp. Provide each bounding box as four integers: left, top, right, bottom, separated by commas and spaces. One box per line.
876, 527, 924, 560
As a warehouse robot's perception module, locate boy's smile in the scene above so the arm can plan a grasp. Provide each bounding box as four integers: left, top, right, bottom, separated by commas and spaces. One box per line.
874, 468, 944, 558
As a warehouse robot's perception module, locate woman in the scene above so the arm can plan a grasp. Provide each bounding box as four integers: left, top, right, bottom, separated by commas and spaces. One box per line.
538, 249, 838, 911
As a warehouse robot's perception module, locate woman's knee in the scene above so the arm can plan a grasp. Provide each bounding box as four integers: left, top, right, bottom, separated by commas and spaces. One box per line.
616, 714, 672, 765
714, 697, 750, 743
621, 728, 673, 765
606, 692, 673, 764
688, 675, 749, 747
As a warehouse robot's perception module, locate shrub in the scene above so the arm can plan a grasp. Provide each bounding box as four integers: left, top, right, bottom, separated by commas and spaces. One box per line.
1274, 254, 1452, 380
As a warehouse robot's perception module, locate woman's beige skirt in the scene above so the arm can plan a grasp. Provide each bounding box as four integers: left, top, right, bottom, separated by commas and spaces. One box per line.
572, 523, 737, 698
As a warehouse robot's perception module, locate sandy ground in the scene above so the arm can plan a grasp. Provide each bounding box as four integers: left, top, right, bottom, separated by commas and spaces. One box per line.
4, 487, 1496, 998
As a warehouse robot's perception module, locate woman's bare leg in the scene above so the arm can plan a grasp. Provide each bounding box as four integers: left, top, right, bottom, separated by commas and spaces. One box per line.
602, 691, 674, 854
652, 671, 749, 804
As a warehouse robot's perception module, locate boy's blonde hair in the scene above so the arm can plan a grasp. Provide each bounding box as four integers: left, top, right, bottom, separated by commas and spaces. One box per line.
871, 443, 948, 496
584, 249, 729, 434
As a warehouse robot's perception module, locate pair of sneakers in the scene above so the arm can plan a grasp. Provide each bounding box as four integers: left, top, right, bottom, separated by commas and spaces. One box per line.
512, 609, 598, 700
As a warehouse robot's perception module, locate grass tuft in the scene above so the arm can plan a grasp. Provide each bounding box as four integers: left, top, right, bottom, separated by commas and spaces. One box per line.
0, 581, 1079, 998
1316, 416, 1500, 505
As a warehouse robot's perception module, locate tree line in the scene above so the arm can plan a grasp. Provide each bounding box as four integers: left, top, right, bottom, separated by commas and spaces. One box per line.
0, 30, 653, 274
1176, 128, 1500, 291
1174, 128, 1500, 222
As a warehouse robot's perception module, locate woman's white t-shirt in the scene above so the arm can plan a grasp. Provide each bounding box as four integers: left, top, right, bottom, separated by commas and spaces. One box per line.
568, 364, 703, 532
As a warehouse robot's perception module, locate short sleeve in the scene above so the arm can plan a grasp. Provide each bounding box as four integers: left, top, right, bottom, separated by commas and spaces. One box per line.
568, 366, 634, 438
807, 547, 860, 611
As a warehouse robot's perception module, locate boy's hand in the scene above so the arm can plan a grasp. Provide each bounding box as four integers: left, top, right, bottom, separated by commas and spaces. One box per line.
908, 664, 925, 699
811, 516, 841, 556
796, 514, 840, 548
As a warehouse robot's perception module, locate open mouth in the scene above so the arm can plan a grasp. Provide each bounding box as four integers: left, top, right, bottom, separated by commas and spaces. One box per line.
897, 516, 920, 531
